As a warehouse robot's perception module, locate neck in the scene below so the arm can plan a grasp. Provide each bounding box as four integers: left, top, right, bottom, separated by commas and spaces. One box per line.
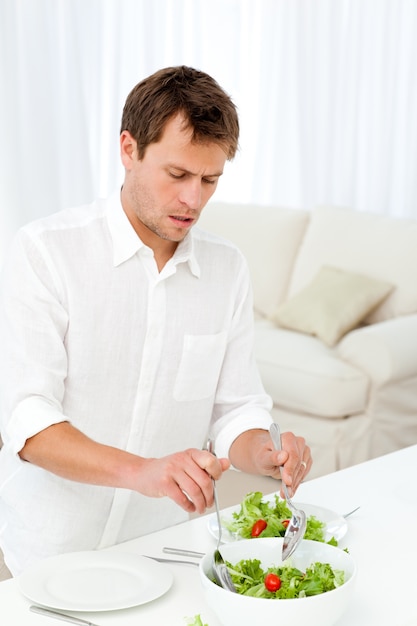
153, 241, 178, 272
120, 187, 178, 271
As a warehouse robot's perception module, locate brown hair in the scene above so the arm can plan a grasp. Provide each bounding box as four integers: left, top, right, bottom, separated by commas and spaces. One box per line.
120, 65, 239, 160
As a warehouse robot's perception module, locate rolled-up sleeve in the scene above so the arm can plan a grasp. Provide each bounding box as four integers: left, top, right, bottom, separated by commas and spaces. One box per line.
210, 256, 273, 459
0, 230, 69, 454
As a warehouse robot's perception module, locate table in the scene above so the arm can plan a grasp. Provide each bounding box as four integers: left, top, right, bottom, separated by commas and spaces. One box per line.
1, 444, 416, 625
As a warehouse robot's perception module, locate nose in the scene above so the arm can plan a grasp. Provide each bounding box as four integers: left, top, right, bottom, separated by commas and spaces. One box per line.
178, 179, 203, 210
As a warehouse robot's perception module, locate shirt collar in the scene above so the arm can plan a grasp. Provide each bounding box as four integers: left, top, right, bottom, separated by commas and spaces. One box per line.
171, 232, 200, 278
106, 191, 144, 266
106, 191, 200, 277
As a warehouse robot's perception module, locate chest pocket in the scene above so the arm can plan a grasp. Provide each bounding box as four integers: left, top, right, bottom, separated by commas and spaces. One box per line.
173, 332, 227, 401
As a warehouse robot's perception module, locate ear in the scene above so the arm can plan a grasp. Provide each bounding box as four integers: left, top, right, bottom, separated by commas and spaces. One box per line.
120, 131, 137, 169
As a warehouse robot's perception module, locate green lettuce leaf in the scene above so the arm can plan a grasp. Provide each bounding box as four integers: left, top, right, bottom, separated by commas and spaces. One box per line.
223, 491, 337, 546
224, 558, 345, 600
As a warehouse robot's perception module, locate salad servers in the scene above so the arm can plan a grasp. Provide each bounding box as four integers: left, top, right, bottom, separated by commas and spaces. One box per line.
144, 554, 200, 566
163, 547, 205, 558
206, 439, 237, 593
270, 423, 307, 560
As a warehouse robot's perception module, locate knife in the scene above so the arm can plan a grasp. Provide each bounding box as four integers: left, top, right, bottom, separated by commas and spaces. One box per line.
30, 605, 100, 626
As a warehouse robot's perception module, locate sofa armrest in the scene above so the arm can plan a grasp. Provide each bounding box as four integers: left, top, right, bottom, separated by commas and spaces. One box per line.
336, 313, 417, 385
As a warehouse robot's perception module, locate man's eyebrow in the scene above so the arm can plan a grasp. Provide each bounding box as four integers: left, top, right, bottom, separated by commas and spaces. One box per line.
167, 164, 223, 177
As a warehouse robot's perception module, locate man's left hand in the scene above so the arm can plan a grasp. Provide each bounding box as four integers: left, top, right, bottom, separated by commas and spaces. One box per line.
229, 428, 312, 497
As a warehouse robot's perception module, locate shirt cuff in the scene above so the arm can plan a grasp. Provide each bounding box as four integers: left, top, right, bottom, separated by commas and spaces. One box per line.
5, 396, 68, 455
213, 409, 274, 461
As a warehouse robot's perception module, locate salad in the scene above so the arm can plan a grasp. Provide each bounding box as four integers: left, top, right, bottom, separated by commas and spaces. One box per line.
225, 557, 345, 599
185, 616, 209, 626
223, 491, 338, 545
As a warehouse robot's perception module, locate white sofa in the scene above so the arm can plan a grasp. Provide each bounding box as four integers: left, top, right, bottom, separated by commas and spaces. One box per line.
198, 203, 417, 479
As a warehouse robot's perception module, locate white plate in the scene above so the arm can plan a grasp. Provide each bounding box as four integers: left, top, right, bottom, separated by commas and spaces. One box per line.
18, 550, 173, 612
208, 501, 348, 544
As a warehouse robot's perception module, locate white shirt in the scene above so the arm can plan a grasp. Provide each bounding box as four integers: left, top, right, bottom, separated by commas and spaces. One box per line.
0, 192, 273, 575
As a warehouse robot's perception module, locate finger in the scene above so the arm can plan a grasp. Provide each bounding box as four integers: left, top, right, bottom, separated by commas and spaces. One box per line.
280, 433, 304, 475
192, 448, 229, 481
219, 457, 231, 473
179, 476, 210, 513
271, 450, 288, 470
158, 473, 198, 513
164, 470, 210, 514
190, 453, 230, 511
300, 454, 312, 478
169, 486, 198, 513
181, 451, 223, 511
152, 452, 210, 513
291, 450, 312, 492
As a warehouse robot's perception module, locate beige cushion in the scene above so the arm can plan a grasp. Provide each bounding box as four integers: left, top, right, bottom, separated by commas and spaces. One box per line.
270, 266, 393, 346
288, 206, 417, 323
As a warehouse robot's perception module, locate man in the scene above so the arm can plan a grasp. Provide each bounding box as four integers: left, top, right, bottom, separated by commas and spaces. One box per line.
0, 66, 311, 576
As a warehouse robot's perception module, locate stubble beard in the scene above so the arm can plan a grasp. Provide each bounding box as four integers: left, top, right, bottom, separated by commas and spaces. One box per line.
129, 184, 189, 244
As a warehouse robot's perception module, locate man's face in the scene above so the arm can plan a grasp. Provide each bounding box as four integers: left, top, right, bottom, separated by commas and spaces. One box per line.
120, 113, 227, 248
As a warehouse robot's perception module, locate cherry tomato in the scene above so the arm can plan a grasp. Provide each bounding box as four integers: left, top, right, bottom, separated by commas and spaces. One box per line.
264, 572, 281, 592
282, 519, 290, 528
251, 519, 267, 537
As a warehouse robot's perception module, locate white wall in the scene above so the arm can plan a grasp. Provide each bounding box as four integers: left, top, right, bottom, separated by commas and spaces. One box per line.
1, 0, 416, 266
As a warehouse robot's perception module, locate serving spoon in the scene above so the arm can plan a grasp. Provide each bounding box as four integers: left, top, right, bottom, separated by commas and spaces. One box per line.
206, 439, 237, 592
270, 423, 307, 560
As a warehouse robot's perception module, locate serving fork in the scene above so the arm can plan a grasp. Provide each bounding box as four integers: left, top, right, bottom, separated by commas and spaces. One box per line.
270, 423, 307, 560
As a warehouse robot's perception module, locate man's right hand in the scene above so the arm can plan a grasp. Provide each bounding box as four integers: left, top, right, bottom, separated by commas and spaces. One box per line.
19, 422, 230, 514
130, 448, 230, 514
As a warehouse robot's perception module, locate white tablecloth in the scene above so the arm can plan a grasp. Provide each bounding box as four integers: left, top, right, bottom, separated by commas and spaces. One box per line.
1, 444, 416, 625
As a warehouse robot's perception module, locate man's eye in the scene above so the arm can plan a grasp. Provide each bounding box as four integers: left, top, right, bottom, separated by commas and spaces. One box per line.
202, 178, 217, 185
169, 172, 185, 179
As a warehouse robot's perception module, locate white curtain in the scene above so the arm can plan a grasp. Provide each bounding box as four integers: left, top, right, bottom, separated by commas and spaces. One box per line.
1, 0, 417, 264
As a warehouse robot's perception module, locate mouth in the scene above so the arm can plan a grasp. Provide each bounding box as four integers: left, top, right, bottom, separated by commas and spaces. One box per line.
169, 215, 195, 228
